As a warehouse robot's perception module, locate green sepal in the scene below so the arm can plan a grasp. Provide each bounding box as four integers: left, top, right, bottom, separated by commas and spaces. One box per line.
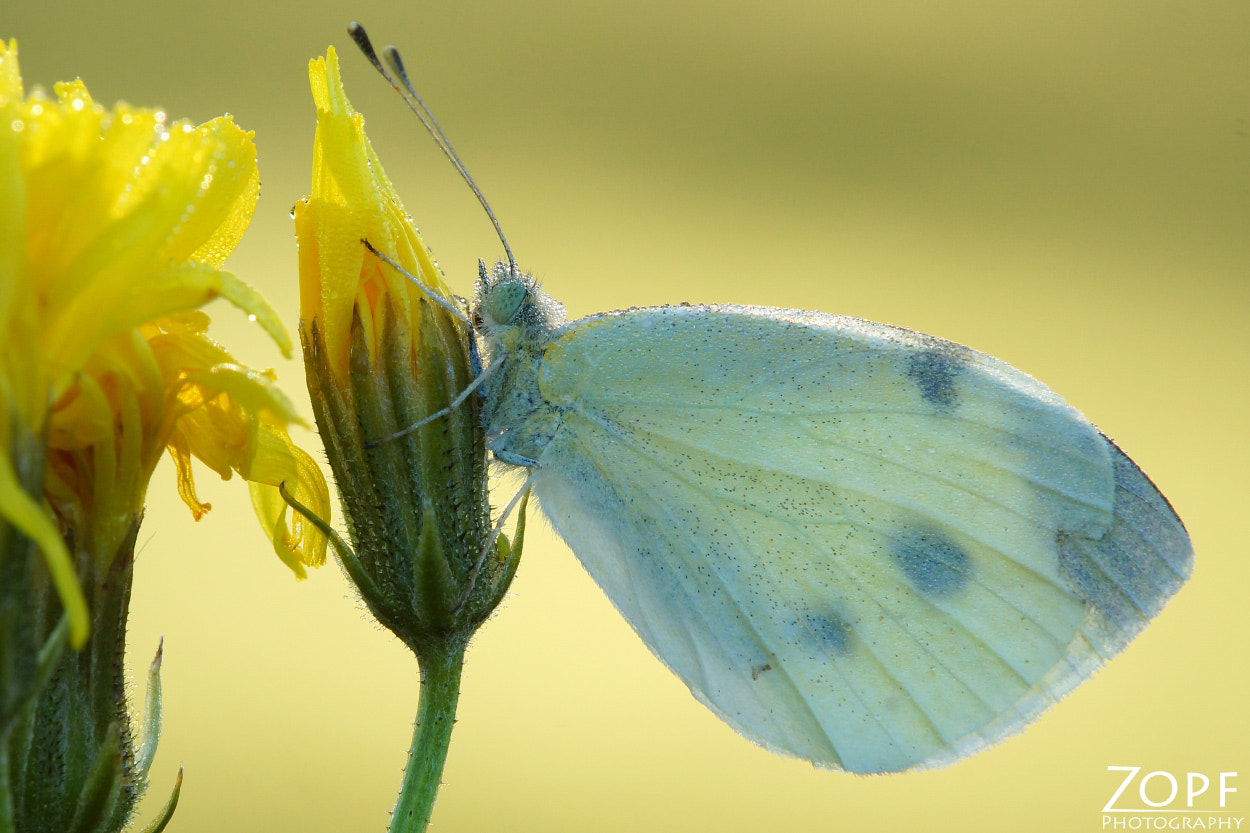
0, 614, 70, 736
134, 639, 164, 783
26, 619, 69, 715
65, 722, 122, 833
133, 768, 181, 833
412, 504, 456, 638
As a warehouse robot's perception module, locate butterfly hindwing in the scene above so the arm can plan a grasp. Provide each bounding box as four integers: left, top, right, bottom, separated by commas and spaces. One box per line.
515, 305, 1190, 773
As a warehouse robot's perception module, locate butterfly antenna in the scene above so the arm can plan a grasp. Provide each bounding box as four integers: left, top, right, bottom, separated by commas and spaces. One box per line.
348, 22, 518, 277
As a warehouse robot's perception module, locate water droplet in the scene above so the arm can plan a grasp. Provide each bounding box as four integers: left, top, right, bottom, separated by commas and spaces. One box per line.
71, 98, 85, 111
29, 103, 42, 116
10, 120, 23, 132
248, 314, 257, 323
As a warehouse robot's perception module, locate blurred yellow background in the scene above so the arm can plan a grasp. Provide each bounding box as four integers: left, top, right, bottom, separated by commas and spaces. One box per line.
5, 1, 1247, 831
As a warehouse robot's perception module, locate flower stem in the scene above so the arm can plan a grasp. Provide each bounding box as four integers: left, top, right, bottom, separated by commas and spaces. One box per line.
389, 639, 467, 833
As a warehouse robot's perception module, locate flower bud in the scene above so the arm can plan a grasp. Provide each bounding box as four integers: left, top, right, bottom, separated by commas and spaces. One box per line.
296, 47, 522, 656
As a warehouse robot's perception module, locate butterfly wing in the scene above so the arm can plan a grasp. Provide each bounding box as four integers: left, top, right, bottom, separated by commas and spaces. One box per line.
520, 305, 1191, 774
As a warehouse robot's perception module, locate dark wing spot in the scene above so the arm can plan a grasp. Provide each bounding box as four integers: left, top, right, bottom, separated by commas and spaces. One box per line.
906, 350, 961, 409
802, 611, 854, 654
751, 663, 773, 681
891, 526, 972, 596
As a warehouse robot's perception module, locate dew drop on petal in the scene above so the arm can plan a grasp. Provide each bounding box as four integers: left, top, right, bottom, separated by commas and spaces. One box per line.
248, 314, 257, 323
71, 98, 84, 111
10, 120, 23, 132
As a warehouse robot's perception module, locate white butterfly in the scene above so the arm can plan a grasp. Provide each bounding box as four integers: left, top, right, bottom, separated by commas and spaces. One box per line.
347, 22, 1193, 777
473, 262, 1192, 775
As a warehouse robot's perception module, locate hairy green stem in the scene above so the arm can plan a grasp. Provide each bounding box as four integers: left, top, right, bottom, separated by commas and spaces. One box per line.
389, 640, 466, 833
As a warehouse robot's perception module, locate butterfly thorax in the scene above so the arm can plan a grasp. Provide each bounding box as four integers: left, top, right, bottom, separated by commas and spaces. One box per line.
475, 261, 567, 467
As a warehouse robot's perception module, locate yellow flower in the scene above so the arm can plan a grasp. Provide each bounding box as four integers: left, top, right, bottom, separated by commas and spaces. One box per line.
0, 40, 329, 645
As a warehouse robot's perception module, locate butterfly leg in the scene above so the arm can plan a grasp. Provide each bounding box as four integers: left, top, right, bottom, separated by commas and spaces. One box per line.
360, 238, 472, 325
365, 358, 504, 448
451, 467, 539, 614
493, 448, 541, 467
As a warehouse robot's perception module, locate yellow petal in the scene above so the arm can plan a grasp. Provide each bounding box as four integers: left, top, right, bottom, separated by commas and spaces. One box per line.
301, 47, 460, 383
0, 82, 24, 327
181, 363, 302, 427
51, 259, 293, 363
21, 88, 278, 397
0, 40, 22, 102
212, 269, 292, 357
160, 117, 260, 270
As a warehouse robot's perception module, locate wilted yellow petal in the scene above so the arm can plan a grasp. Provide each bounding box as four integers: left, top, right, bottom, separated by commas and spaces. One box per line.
247, 424, 330, 577
167, 434, 210, 520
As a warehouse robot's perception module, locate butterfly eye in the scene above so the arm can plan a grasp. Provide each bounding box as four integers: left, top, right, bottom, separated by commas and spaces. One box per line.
486, 278, 528, 325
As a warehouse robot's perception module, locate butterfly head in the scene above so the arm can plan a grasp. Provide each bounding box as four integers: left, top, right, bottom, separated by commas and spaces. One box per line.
475, 260, 565, 350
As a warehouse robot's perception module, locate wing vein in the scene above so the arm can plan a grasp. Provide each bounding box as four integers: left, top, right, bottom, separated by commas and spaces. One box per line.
579, 395, 1100, 479
575, 413, 1038, 756
575, 406, 1081, 611
559, 428, 792, 741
